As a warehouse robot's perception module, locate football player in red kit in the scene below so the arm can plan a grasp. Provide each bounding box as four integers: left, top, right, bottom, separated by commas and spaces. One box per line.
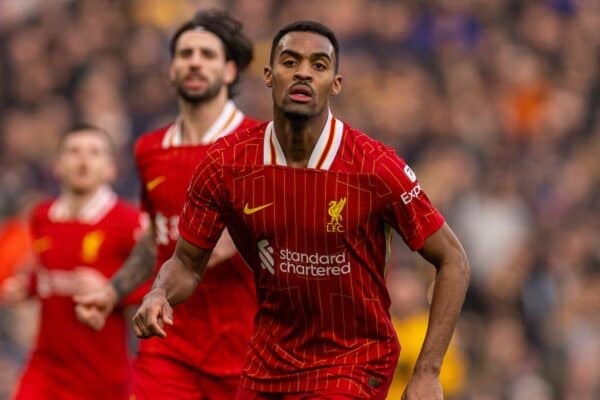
1, 125, 144, 400
75, 10, 259, 400
134, 21, 470, 400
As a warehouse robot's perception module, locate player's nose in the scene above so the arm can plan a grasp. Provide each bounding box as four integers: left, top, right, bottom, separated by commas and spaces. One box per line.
293, 61, 313, 82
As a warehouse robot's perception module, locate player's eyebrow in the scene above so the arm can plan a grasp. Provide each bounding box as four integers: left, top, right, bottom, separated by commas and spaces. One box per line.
279, 49, 332, 62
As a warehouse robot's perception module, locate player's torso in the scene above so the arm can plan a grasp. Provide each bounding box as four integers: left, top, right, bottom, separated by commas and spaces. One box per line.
137, 143, 208, 263
216, 120, 400, 393
29, 199, 136, 386
134, 117, 257, 373
219, 120, 397, 345
226, 165, 392, 335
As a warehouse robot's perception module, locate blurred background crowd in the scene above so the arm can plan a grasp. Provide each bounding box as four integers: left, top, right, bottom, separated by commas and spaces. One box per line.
0, 0, 598, 399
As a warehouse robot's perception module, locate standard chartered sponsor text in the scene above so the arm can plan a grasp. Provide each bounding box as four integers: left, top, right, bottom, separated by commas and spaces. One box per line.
279, 248, 351, 276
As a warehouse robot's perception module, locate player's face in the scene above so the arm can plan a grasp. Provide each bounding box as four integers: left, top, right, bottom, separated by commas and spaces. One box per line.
169, 30, 236, 104
55, 131, 116, 195
265, 31, 342, 119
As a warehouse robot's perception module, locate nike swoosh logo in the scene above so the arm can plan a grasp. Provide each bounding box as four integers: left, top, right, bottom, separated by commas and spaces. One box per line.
146, 176, 166, 191
243, 202, 273, 215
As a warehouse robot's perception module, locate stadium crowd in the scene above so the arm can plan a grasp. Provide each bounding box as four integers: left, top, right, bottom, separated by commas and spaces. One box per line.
0, 0, 598, 399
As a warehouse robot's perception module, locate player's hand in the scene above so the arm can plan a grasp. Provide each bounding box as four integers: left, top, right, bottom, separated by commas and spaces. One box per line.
132, 288, 173, 339
74, 267, 108, 294
74, 283, 119, 331
401, 371, 443, 400
0, 274, 29, 304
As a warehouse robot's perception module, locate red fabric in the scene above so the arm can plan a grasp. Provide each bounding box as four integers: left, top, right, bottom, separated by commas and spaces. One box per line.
132, 117, 259, 376
236, 386, 386, 400
13, 199, 142, 400
179, 121, 444, 396
131, 354, 239, 400
14, 358, 130, 400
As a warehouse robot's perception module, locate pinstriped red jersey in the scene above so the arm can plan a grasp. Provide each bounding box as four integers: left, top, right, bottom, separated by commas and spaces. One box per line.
134, 102, 259, 375
179, 114, 445, 396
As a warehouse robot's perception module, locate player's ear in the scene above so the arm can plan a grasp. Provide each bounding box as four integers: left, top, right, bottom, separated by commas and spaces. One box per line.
168, 61, 177, 87
264, 65, 273, 88
331, 74, 342, 96
223, 60, 237, 86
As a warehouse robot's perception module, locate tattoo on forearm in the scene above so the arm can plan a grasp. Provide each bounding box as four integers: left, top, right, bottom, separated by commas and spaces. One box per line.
111, 233, 156, 300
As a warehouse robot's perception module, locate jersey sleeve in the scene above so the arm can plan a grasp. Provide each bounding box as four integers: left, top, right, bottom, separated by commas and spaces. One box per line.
178, 151, 226, 250
376, 151, 445, 251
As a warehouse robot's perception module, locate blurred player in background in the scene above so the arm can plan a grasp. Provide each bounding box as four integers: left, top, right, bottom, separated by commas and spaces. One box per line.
1, 125, 144, 400
75, 10, 259, 400
133, 20, 470, 400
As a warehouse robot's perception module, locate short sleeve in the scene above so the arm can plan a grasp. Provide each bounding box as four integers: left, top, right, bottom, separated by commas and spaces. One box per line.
178, 152, 226, 249
376, 151, 445, 251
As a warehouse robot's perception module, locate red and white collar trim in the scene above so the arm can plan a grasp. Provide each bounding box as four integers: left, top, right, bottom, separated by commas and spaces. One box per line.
48, 186, 117, 224
161, 101, 244, 148
263, 112, 344, 170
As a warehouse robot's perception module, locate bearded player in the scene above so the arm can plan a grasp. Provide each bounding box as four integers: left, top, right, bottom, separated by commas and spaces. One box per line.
76, 10, 258, 400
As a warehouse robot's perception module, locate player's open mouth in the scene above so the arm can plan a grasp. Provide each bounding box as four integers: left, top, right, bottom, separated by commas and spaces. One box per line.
288, 84, 313, 103
184, 75, 208, 89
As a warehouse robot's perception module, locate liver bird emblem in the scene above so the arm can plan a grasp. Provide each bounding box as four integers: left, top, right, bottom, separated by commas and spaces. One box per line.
328, 197, 347, 226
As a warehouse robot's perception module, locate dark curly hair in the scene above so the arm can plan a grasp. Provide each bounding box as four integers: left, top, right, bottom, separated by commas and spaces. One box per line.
170, 9, 254, 98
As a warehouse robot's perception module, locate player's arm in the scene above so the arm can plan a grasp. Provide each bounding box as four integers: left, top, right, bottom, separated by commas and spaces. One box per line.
402, 223, 469, 400
132, 236, 211, 338
75, 227, 156, 331
110, 229, 157, 298
206, 228, 236, 267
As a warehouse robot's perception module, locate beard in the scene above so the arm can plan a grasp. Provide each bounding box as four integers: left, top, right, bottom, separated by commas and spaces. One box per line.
175, 75, 224, 104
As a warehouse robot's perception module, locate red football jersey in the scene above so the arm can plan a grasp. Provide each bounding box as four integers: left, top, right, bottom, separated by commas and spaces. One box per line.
179, 114, 445, 397
18, 187, 143, 399
134, 101, 259, 375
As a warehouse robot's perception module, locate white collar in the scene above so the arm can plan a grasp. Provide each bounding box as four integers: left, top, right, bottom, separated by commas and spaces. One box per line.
162, 101, 244, 148
263, 111, 344, 170
48, 186, 117, 224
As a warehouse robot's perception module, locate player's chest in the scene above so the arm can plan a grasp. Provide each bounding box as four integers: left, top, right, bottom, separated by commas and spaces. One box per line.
33, 222, 119, 268
140, 149, 204, 212
227, 168, 380, 241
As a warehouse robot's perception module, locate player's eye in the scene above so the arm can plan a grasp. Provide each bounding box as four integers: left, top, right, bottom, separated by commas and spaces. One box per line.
201, 49, 217, 59
314, 62, 327, 70
282, 59, 296, 67
178, 49, 193, 58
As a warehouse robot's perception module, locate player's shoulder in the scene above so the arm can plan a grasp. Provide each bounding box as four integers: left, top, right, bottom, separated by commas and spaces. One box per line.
30, 199, 54, 223
106, 198, 145, 229
237, 116, 262, 131
208, 121, 268, 162
134, 123, 173, 158
111, 199, 141, 218
340, 122, 403, 171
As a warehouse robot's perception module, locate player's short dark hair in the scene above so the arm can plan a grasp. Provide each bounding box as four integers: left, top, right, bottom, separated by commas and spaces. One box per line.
270, 20, 340, 71
58, 123, 116, 157
169, 9, 254, 98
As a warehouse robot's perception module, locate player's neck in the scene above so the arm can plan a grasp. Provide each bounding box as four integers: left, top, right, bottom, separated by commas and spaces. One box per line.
273, 108, 329, 168
178, 90, 229, 145
60, 186, 103, 218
